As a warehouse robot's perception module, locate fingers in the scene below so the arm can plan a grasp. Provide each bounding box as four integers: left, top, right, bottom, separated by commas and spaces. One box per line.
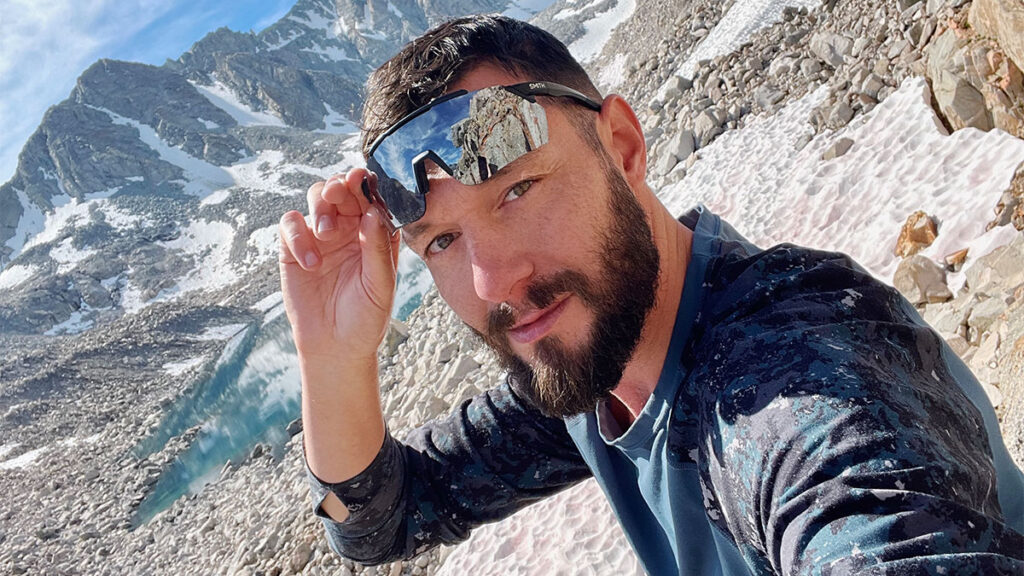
321, 168, 374, 218
307, 168, 374, 242
279, 210, 319, 270
305, 180, 334, 241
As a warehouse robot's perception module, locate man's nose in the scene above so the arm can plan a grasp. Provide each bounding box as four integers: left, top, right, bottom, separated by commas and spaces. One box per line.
466, 229, 533, 304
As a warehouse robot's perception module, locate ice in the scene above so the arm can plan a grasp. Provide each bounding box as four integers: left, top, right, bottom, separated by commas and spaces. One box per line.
661, 77, 1024, 284
252, 291, 284, 313
192, 80, 287, 128
567, 0, 637, 63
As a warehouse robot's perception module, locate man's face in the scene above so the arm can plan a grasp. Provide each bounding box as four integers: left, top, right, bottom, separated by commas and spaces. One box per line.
401, 65, 660, 418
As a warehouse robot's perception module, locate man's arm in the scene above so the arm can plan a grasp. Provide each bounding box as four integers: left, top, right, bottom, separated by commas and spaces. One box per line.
307, 378, 591, 564
278, 169, 399, 523
692, 245, 1024, 574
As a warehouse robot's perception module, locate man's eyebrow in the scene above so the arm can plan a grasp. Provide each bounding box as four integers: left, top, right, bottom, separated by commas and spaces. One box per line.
402, 221, 431, 244
491, 149, 538, 180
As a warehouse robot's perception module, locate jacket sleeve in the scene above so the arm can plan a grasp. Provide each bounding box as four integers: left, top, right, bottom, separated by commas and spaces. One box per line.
693, 245, 1024, 575
304, 377, 591, 565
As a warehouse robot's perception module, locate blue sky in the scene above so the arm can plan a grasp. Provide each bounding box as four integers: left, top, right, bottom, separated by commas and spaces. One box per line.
0, 0, 297, 185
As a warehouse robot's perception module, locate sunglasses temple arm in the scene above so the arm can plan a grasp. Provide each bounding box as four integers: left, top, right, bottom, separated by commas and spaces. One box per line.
362, 175, 398, 236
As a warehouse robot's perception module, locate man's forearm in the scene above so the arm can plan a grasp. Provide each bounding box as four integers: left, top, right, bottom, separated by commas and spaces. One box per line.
300, 356, 386, 522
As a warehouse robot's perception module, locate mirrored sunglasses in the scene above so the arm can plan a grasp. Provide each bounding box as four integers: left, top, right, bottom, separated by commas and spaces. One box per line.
364, 81, 602, 230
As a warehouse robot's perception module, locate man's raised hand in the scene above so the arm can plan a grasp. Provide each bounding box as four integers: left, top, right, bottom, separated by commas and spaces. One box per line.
278, 169, 398, 364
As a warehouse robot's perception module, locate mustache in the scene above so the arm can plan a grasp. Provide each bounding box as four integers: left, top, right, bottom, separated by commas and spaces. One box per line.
486, 270, 595, 338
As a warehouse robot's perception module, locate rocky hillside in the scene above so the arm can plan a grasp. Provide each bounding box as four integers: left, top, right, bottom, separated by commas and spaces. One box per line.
0, 0, 1022, 573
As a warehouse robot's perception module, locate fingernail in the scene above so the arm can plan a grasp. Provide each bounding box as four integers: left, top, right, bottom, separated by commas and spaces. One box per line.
304, 252, 319, 268
316, 215, 335, 234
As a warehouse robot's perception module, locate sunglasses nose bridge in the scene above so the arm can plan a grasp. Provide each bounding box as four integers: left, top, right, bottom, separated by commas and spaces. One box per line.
412, 150, 458, 197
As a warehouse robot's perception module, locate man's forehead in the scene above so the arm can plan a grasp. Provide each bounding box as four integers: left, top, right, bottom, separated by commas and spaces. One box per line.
403, 148, 545, 246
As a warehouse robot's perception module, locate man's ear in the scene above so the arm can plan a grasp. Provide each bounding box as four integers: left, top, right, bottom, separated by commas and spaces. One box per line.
597, 94, 647, 189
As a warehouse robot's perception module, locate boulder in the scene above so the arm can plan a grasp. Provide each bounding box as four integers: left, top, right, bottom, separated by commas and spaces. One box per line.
693, 111, 723, 146
925, 26, 1024, 136
893, 254, 953, 304
822, 137, 854, 160
809, 32, 854, 68
893, 211, 939, 258
969, 0, 1024, 74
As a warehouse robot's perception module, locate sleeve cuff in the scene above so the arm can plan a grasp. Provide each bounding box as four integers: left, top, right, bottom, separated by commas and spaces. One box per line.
303, 431, 405, 530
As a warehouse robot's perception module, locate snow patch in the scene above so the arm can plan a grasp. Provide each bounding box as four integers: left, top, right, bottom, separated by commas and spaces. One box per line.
568, 0, 637, 63
156, 219, 239, 298
0, 445, 48, 470
302, 43, 356, 62
95, 106, 234, 197
598, 53, 629, 90
289, 6, 334, 31
0, 264, 38, 291
163, 356, 208, 376
4, 189, 49, 260
669, 0, 821, 83
504, 0, 559, 18
247, 224, 280, 266
50, 236, 97, 274
316, 103, 359, 134
192, 81, 286, 128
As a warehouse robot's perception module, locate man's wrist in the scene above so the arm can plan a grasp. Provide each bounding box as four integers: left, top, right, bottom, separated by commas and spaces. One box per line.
298, 352, 378, 388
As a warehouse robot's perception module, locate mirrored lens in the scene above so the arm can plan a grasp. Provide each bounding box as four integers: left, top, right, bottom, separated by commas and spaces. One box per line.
367, 155, 424, 226
369, 86, 550, 227
449, 86, 549, 185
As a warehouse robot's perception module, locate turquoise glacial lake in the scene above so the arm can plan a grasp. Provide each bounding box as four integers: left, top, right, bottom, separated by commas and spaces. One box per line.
132, 252, 431, 526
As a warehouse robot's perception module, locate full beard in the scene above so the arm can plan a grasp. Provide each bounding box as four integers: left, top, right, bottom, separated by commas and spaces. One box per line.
474, 164, 661, 419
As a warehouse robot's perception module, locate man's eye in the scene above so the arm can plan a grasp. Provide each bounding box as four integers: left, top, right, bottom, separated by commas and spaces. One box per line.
426, 232, 459, 255
504, 180, 533, 202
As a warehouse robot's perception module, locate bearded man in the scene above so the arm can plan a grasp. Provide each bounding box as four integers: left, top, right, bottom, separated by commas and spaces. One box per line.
277, 14, 1024, 575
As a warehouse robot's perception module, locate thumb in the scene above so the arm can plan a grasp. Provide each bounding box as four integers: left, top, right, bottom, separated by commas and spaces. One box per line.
359, 206, 397, 312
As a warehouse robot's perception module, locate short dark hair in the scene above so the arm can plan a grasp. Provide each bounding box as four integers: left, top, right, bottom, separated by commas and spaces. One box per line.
361, 15, 603, 157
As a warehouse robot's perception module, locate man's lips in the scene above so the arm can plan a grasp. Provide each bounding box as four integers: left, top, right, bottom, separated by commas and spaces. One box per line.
507, 296, 571, 345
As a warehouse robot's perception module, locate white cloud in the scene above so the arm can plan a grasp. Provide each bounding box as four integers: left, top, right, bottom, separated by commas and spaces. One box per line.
0, 0, 178, 182
0, 0, 293, 185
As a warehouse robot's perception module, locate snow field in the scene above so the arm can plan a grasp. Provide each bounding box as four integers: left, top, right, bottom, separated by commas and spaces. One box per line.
438, 479, 644, 576
662, 77, 1024, 285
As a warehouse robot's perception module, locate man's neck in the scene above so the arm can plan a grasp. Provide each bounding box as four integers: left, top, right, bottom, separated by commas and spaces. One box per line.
609, 200, 693, 428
